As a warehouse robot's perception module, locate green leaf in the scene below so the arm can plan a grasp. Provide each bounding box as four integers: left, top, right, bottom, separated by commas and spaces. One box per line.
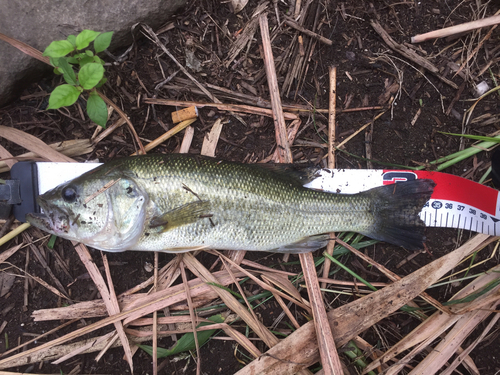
54, 58, 77, 85
74, 52, 87, 60
43, 40, 74, 58
75, 30, 100, 50
93, 55, 104, 65
47, 85, 81, 109
78, 63, 104, 89
87, 92, 108, 127
95, 77, 107, 88
85, 50, 94, 57
67, 35, 76, 46
78, 55, 94, 68
66, 56, 79, 64
94, 31, 113, 53
139, 315, 224, 358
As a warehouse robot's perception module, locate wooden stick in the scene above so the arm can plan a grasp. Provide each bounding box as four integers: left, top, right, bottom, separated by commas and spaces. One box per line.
412, 14, 500, 43
145, 98, 298, 120
97, 92, 146, 155
285, 18, 333, 46
179, 126, 195, 153
322, 66, 337, 290
131, 118, 196, 155
260, 13, 342, 375
370, 20, 458, 89
259, 14, 293, 163
301, 252, 343, 375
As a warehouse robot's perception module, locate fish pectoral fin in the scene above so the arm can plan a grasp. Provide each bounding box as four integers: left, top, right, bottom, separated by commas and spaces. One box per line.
273, 234, 330, 254
150, 200, 211, 231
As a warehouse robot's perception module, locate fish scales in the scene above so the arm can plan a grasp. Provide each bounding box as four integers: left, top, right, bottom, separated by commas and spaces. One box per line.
27, 154, 435, 253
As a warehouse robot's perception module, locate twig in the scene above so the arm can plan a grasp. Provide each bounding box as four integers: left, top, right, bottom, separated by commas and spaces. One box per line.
285, 18, 333, 45
141, 24, 221, 104
322, 66, 337, 290
96, 92, 146, 155
259, 14, 293, 163
260, 12, 341, 374
180, 260, 201, 375
301, 252, 343, 375
412, 14, 500, 43
131, 118, 196, 155
453, 13, 500, 78
370, 20, 458, 89
144, 98, 298, 120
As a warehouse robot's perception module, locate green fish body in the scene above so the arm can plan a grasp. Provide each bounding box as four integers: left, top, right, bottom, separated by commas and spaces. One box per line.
27, 154, 435, 253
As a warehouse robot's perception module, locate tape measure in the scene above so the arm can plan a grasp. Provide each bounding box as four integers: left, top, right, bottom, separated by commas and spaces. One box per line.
306, 169, 500, 236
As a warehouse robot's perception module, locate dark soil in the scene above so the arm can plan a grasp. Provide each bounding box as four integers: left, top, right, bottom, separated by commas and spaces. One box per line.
1, 1, 500, 374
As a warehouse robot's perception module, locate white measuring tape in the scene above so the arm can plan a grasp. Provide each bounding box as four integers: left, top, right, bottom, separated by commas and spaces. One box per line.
306, 169, 500, 236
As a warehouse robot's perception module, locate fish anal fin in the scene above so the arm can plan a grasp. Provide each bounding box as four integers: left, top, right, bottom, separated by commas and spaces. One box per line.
273, 234, 330, 254
150, 200, 210, 232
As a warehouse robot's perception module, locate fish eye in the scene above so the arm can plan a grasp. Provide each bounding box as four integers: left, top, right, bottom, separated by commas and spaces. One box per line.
61, 185, 77, 203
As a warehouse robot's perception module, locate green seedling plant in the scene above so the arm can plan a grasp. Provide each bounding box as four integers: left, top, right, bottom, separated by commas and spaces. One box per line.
42, 30, 113, 127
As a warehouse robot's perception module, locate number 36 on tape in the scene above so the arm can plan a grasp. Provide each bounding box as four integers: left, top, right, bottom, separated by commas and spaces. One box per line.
305, 169, 500, 236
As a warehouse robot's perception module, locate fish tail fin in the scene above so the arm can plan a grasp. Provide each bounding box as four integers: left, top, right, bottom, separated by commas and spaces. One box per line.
360, 179, 435, 250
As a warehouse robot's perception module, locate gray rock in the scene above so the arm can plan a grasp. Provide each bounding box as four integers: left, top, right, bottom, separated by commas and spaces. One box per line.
0, 0, 186, 107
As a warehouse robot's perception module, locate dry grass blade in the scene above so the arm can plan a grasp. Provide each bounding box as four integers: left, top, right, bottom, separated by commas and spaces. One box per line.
363, 310, 462, 373
440, 312, 500, 375
0, 32, 49, 64
214, 251, 311, 312
409, 300, 498, 375
31, 269, 243, 322
182, 252, 279, 348
235, 234, 493, 374
0, 126, 75, 163
0, 139, 94, 173
337, 237, 451, 314
180, 259, 201, 375
72, 244, 134, 372
0, 145, 15, 170
0, 268, 246, 369
0, 244, 22, 265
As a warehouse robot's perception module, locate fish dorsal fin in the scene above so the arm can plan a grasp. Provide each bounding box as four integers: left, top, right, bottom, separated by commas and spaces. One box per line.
150, 200, 211, 231
273, 234, 330, 253
250, 163, 322, 186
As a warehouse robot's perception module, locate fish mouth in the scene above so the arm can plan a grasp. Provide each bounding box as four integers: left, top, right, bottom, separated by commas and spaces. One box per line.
26, 212, 54, 232
26, 199, 72, 235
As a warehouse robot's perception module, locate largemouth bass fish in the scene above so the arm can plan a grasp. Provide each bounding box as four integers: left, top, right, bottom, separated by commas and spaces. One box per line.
26, 154, 435, 253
